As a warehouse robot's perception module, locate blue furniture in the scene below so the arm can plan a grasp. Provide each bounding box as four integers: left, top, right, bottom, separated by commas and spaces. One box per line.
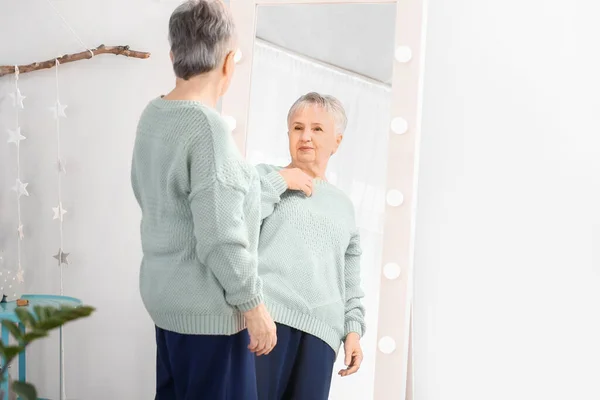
0, 294, 82, 400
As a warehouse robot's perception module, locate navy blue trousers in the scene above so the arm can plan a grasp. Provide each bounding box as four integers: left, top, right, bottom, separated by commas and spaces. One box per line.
155, 326, 257, 400
255, 323, 336, 400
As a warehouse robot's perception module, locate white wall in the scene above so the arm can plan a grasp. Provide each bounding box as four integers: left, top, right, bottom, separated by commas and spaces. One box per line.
414, 1, 600, 399
0, 1, 175, 398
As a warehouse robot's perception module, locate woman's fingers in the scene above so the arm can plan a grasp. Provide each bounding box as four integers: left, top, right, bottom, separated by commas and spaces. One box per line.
304, 182, 312, 196
338, 353, 363, 376
248, 335, 258, 352
253, 335, 267, 355
256, 341, 268, 356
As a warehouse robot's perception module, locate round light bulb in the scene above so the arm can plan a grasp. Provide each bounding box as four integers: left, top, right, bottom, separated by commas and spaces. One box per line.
386, 190, 404, 207
383, 263, 402, 280
222, 115, 237, 132
391, 117, 408, 135
378, 336, 396, 354
395, 46, 412, 63
234, 49, 242, 64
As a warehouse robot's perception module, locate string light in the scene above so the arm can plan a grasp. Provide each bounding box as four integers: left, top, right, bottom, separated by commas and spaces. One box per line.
5, 66, 27, 288
50, 58, 69, 400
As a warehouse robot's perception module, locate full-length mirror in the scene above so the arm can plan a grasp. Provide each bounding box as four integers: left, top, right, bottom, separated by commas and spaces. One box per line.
245, 3, 397, 399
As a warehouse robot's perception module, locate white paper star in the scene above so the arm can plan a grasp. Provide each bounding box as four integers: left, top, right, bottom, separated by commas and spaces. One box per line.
52, 203, 67, 221
17, 224, 24, 240
16, 269, 24, 283
49, 100, 67, 119
11, 179, 29, 198
57, 158, 67, 174
7, 127, 25, 145
8, 88, 26, 109
53, 249, 70, 266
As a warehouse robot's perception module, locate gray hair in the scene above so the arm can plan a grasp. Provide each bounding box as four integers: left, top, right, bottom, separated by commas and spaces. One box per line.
168, 0, 236, 80
287, 92, 348, 134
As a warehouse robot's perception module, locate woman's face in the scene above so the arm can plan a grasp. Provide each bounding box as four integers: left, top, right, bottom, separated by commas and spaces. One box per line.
288, 105, 343, 167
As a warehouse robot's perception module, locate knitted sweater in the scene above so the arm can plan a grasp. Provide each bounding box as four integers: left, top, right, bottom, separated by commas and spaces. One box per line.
131, 97, 263, 335
256, 164, 366, 353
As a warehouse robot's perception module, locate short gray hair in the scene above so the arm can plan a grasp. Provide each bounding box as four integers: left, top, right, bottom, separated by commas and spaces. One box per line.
168, 0, 236, 80
287, 92, 348, 134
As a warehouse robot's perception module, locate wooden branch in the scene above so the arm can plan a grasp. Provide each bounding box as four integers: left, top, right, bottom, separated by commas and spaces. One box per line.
0, 44, 151, 77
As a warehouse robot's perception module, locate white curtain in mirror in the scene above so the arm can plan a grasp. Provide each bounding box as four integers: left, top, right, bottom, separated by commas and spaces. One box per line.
246, 39, 391, 399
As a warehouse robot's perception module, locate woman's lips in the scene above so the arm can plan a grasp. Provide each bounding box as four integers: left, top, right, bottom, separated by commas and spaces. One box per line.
299, 147, 313, 151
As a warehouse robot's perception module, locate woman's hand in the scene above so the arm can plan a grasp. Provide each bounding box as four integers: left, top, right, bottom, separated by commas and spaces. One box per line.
339, 332, 363, 377
244, 303, 277, 356
279, 168, 313, 196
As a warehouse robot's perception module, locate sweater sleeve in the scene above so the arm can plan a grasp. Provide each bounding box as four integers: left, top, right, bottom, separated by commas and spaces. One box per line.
256, 164, 288, 221
187, 132, 263, 313
344, 228, 366, 339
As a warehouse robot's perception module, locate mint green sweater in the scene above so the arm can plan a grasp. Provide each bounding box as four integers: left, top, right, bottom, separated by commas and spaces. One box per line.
256, 164, 366, 353
131, 98, 263, 335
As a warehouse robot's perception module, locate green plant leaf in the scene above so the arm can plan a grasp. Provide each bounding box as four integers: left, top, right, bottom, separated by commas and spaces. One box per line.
14, 308, 37, 329
23, 330, 48, 342
37, 317, 64, 331
1, 321, 23, 342
11, 381, 37, 400
32, 306, 46, 322
1, 345, 23, 364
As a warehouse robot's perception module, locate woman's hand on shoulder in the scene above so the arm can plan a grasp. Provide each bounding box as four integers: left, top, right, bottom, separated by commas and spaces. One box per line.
279, 168, 313, 196
339, 332, 363, 377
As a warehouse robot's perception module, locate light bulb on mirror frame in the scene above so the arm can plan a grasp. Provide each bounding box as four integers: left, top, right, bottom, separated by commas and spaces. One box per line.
386, 190, 404, 207
391, 117, 408, 135
222, 115, 237, 132
383, 262, 402, 280
378, 336, 396, 354
234, 49, 242, 64
394, 46, 412, 63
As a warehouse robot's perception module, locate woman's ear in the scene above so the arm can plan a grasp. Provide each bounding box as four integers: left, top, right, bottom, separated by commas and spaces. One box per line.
331, 134, 343, 155
223, 50, 236, 79
219, 50, 236, 96
169, 51, 174, 63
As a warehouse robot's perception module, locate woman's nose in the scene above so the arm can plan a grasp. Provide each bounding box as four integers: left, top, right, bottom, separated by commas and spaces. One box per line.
300, 129, 312, 142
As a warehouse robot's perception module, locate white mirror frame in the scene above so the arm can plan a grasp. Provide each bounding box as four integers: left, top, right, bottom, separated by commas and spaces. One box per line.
222, 0, 427, 399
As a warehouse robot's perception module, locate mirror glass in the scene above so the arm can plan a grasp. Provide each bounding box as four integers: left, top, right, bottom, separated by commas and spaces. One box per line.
245, 3, 397, 399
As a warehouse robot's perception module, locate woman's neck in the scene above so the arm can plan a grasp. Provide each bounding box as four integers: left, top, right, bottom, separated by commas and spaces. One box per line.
164, 74, 222, 108
289, 161, 328, 180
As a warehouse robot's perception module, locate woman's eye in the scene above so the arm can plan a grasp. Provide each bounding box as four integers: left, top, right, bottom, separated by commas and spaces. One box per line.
314, 127, 322, 132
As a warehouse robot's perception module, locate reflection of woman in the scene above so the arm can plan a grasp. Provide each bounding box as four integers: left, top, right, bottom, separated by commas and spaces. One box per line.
255, 92, 366, 399
131, 1, 276, 398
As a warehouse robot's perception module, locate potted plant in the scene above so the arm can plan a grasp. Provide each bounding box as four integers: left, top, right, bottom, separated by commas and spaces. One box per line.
0, 304, 95, 400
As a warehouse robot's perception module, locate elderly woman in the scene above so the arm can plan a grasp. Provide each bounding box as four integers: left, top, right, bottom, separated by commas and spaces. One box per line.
254, 92, 366, 399
130, 1, 276, 399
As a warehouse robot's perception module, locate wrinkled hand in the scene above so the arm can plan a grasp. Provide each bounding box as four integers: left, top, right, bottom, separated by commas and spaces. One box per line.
339, 333, 363, 377
279, 168, 313, 196
244, 303, 277, 356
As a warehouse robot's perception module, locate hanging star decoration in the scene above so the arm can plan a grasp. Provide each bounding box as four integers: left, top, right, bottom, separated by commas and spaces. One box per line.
53, 249, 70, 266
17, 224, 24, 240
49, 99, 68, 119
11, 179, 29, 198
16, 269, 24, 284
8, 88, 26, 108
52, 203, 67, 221
7, 127, 26, 145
